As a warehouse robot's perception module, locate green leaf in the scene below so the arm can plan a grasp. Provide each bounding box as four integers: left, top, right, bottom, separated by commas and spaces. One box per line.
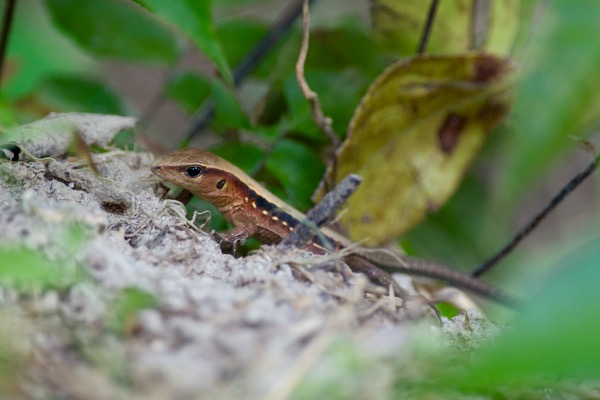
210, 80, 250, 131
282, 76, 320, 140
312, 70, 374, 136
37, 75, 127, 114
485, 0, 521, 54
283, 70, 372, 141
165, 71, 212, 114
138, 0, 233, 83
266, 139, 325, 210
110, 287, 158, 335
110, 129, 136, 151
0, 97, 19, 128
305, 23, 387, 75
498, 0, 600, 206
211, 141, 264, 173
371, 0, 519, 56
44, 0, 181, 63
314, 53, 514, 245
254, 87, 289, 127
462, 237, 600, 386
402, 174, 493, 269
0, 247, 75, 290
217, 18, 269, 70
216, 17, 301, 82
4, 0, 92, 99
278, 24, 386, 140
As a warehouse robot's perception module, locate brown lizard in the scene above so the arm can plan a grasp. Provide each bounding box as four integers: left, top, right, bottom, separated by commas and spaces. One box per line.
151, 147, 519, 307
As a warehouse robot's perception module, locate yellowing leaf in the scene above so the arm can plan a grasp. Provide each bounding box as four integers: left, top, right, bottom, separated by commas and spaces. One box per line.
371, 0, 519, 56
315, 53, 513, 245
485, 0, 521, 54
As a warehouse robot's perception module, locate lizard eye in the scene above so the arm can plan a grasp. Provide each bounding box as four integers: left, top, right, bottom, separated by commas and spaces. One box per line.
216, 179, 226, 190
185, 166, 203, 178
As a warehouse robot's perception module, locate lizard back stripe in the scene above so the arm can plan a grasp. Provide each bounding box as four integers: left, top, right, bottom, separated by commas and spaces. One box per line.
248, 189, 299, 228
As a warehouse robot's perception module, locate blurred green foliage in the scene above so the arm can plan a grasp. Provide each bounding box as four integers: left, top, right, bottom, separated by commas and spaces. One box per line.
371, 0, 519, 56
136, 0, 232, 83
2, 0, 600, 395
0, 246, 79, 290
404, 0, 600, 275
292, 237, 600, 398
37, 75, 126, 114
165, 71, 211, 114
464, 236, 600, 384
109, 287, 158, 336
500, 0, 600, 204
46, 0, 182, 64
1, 0, 599, 274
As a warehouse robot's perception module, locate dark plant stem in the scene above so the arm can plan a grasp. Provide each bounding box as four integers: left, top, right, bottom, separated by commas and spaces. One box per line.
0, 0, 17, 88
472, 154, 600, 277
417, 0, 439, 54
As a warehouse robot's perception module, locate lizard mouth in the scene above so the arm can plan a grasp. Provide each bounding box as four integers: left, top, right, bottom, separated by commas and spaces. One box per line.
150, 163, 167, 180
150, 159, 164, 174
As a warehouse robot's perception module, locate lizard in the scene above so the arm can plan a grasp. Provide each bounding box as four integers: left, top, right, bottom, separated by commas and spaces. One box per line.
151, 147, 520, 307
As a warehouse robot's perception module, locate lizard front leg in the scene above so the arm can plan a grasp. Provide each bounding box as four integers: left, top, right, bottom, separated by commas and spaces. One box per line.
212, 212, 258, 253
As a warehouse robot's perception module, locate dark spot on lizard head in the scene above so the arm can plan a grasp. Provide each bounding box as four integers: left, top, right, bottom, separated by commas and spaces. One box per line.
216, 178, 226, 190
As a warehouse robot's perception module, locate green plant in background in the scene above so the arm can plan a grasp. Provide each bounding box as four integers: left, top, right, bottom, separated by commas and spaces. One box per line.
0, 246, 77, 290
3, 0, 600, 396
0, 239, 158, 393
0, 221, 95, 292
108, 287, 158, 336
0, 0, 597, 297
1, 0, 596, 265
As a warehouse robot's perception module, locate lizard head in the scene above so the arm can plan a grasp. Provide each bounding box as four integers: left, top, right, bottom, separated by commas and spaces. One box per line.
151, 147, 246, 206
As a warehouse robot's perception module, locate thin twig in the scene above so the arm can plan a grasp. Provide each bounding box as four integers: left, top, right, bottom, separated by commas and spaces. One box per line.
181, 0, 314, 144
0, 0, 17, 88
281, 174, 361, 249
417, 0, 439, 54
472, 153, 600, 277
295, 0, 339, 150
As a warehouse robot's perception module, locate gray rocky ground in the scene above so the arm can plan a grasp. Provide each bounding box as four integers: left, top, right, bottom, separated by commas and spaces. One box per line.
0, 114, 500, 400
